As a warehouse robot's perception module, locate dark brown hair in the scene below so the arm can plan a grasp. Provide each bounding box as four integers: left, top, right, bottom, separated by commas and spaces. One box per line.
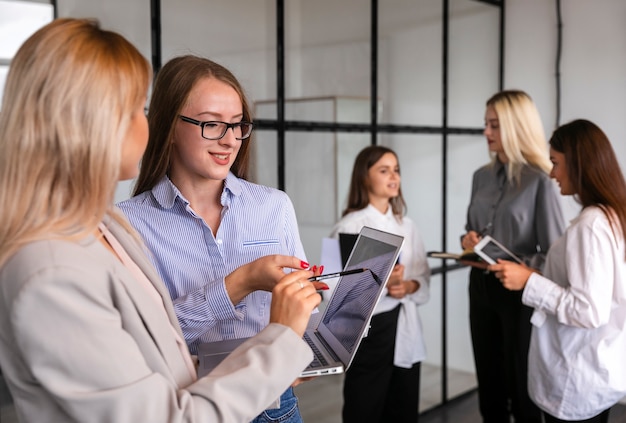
549, 119, 626, 257
342, 145, 407, 217
133, 55, 253, 196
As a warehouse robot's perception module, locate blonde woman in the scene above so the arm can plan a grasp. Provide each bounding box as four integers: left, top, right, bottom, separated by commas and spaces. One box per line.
0, 18, 320, 423
460, 90, 566, 423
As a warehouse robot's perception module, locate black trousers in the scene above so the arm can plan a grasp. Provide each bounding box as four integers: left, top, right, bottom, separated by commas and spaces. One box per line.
543, 408, 611, 423
469, 268, 541, 423
342, 305, 421, 423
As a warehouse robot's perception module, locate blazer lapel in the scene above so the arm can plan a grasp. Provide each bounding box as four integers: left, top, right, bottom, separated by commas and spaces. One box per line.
103, 213, 195, 385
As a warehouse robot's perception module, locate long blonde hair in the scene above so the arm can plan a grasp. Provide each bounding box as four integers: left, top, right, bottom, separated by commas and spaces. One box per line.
0, 18, 151, 265
487, 90, 552, 183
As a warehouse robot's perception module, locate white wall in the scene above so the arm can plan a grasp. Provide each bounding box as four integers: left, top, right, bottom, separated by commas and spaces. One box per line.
505, 0, 626, 221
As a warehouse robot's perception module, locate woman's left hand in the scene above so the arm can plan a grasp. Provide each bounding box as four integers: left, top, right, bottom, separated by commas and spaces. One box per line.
387, 280, 413, 298
488, 259, 533, 291
386, 264, 419, 298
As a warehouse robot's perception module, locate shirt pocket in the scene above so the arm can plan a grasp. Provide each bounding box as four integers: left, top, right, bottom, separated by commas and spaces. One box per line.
242, 239, 280, 248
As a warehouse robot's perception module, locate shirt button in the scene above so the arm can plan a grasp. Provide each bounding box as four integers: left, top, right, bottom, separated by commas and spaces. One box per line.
216, 239, 223, 245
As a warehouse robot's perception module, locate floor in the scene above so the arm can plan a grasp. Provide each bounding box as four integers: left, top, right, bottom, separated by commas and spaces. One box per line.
1, 363, 474, 422
294, 363, 477, 423
4, 364, 626, 422
294, 364, 626, 423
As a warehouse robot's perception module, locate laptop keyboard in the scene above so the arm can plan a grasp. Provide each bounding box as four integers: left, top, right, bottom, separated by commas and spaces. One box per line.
304, 333, 328, 368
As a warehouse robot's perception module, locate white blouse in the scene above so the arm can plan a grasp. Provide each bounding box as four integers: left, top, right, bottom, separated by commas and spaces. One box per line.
330, 204, 431, 367
523, 206, 626, 420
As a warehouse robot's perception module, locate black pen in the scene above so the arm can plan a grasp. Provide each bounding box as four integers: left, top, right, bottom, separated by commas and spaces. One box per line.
308, 268, 369, 281
478, 222, 492, 237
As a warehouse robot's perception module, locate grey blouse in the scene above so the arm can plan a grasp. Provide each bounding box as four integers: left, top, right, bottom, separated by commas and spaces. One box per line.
465, 159, 566, 270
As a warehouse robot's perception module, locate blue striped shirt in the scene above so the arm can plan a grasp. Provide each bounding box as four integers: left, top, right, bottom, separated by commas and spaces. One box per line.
117, 174, 306, 354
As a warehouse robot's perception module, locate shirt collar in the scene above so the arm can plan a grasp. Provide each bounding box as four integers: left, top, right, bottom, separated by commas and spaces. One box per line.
365, 203, 395, 219
151, 172, 242, 209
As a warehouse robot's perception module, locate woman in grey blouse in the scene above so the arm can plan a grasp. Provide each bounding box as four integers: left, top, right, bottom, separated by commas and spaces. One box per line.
460, 90, 565, 423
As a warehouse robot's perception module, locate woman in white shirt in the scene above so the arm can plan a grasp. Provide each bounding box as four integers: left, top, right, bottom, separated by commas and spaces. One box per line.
489, 119, 626, 423
330, 146, 430, 423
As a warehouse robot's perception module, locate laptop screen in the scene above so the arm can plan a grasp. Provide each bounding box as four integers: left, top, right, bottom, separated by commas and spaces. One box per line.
319, 227, 403, 358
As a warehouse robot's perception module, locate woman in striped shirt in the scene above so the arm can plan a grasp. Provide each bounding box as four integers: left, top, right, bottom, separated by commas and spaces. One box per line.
118, 55, 316, 423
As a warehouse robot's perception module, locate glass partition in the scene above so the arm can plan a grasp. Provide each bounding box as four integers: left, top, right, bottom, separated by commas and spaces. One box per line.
448, 1, 500, 127
378, 1, 443, 126
162, 0, 277, 108
284, 0, 370, 115
0, 0, 53, 107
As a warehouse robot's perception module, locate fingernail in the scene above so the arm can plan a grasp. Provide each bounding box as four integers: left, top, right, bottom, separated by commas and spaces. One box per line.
319, 265, 324, 274
300, 260, 309, 269
315, 283, 329, 291
311, 265, 317, 273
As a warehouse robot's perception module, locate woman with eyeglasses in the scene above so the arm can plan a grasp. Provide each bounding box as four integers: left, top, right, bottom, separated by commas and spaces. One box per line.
0, 18, 322, 423
117, 56, 315, 423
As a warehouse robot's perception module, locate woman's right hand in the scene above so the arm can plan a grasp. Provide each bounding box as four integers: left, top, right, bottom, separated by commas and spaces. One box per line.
461, 230, 482, 250
270, 270, 322, 337
225, 255, 310, 304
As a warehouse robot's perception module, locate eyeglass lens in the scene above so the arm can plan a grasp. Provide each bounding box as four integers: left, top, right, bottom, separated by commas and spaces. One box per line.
203, 122, 252, 140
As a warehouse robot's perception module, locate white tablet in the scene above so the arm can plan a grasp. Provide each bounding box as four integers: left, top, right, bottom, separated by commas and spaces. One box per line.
473, 235, 523, 265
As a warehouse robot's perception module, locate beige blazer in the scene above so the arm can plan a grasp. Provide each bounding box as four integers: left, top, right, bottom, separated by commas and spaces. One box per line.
0, 211, 312, 423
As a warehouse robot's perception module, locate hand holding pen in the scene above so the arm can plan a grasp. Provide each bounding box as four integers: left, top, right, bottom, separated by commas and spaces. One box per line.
306, 264, 330, 291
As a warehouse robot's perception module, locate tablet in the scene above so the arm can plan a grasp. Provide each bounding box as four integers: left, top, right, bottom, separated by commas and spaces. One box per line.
473, 235, 523, 265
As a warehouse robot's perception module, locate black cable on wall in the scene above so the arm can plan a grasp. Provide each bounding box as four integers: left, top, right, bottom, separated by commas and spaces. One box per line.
555, 0, 563, 129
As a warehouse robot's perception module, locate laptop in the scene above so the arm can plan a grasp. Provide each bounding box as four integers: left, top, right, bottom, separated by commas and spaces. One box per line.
197, 226, 404, 378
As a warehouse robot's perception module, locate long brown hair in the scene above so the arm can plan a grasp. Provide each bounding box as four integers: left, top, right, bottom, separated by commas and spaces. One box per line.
133, 55, 253, 196
549, 119, 626, 257
0, 18, 151, 266
342, 146, 407, 218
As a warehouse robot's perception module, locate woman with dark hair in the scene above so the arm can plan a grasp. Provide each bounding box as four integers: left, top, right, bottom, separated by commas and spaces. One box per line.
490, 119, 626, 423
330, 145, 430, 422
117, 56, 319, 423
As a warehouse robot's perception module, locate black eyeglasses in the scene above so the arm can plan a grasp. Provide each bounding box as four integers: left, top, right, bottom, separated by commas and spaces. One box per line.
178, 115, 254, 141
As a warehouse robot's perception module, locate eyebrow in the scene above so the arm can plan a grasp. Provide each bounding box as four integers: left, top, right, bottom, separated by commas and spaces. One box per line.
193, 111, 245, 121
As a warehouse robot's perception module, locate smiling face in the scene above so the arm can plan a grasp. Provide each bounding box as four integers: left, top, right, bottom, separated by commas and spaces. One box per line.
366, 152, 401, 207
549, 147, 574, 195
170, 77, 243, 186
484, 105, 506, 161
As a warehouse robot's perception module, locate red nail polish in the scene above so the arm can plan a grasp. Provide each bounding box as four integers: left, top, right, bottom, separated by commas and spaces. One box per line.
319, 265, 324, 274
312, 265, 317, 273
300, 260, 309, 269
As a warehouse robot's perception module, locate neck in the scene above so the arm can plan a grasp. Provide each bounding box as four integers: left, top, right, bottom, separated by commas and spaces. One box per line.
369, 198, 390, 214
169, 172, 224, 212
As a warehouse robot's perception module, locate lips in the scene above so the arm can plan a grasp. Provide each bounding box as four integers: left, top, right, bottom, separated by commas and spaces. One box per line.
210, 152, 230, 165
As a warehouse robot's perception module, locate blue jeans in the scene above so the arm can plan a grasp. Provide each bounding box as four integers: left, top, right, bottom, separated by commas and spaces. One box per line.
250, 387, 302, 423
